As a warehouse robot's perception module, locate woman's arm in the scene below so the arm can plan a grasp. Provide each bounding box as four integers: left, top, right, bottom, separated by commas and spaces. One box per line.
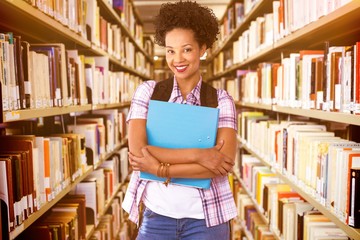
128, 118, 237, 176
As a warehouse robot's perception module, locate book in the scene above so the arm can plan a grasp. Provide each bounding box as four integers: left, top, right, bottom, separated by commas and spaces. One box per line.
140, 100, 220, 189
58, 194, 86, 239
70, 180, 98, 226
0, 157, 15, 232
349, 168, 360, 227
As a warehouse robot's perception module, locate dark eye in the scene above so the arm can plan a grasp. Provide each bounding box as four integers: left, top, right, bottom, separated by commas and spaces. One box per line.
184, 48, 192, 53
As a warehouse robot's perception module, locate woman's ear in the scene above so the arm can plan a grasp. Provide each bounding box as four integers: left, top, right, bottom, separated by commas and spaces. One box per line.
200, 44, 207, 58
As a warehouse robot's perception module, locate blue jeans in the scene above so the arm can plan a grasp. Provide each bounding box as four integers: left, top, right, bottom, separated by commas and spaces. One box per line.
136, 207, 230, 240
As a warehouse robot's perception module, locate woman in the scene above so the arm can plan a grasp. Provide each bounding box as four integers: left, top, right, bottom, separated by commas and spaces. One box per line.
122, 1, 238, 239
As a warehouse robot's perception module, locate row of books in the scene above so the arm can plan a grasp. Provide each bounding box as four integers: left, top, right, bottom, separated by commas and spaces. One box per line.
235, 155, 349, 240
112, 0, 144, 48
273, 0, 352, 42
24, 0, 87, 38
219, 1, 245, 43
238, 111, 360, 228
212, 0, 353, 75
221, 43, 360, 114
216, 0, 259, 47
89, 184, 131, 240
210, 73, 243, 102
67, 108, 128, 167
0, 133, 87, 235
69, 146, 128, 228
18, 194, 87, 240
16, 178, 129, 240
23, 0, 144, 49
0, 36, 143, 111
0, 108, 129, 237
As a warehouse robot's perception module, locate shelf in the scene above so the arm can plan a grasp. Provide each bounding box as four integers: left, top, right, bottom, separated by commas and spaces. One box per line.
240, 220, 254, 240
236, 102, 273, 111
86, 225, 95, 240
94, 138, 128, 170
274, 0, 360, 50
3, 105, 92, 122
272, 105, 360, 126
2, 102, 133, 123
208, 0, 273, 62
208, 45, 275, 81
97, 0, 153, 63
0, 0, 90, 47
236, 102, 360, 126
207, 1, 360, 80
240, 139, 360, 240
236, 175, 269, 226
9, 166, 94, 240
99, 183, 123, 217
0, 0, 152, 82
92, 102, 131, 111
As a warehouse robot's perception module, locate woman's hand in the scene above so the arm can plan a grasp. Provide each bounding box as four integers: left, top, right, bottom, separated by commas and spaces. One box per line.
128, 147, 160, 175
198, 140, 234, 176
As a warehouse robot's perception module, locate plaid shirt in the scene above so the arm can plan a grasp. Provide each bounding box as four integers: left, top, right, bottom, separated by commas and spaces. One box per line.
122, 77, 238, 227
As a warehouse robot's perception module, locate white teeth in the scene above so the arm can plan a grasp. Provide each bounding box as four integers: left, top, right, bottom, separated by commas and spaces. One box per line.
175, 66, 186, 70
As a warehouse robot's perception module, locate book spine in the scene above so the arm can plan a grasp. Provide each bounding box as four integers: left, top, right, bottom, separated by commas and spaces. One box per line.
349, 168, 360, 227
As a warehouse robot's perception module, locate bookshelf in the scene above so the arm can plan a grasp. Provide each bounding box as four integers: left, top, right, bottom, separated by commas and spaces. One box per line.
9, 166, 93, 239
0, 0, 151, 239
208, 0, 360, 81
240, 137, 360, 240
210, 0, 360, 239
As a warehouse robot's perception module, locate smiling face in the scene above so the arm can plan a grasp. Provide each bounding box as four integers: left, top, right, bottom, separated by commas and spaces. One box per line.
165, 28, 206, 84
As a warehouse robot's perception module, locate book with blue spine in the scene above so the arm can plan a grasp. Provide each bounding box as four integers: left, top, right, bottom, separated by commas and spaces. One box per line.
140, 100, 220, 189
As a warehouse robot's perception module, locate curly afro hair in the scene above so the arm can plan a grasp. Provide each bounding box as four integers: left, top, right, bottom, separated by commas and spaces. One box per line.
153, 1, 219, 49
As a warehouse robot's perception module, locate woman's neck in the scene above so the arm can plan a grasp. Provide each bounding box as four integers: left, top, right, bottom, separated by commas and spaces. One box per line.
176, 75, 201, 99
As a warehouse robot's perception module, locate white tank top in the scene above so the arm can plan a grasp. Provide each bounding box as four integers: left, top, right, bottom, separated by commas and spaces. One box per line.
143, 181, 205, 219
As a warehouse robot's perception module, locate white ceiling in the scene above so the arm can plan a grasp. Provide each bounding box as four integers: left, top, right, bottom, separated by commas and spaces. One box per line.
133, 0, 231, 34
133, 0, 231, 56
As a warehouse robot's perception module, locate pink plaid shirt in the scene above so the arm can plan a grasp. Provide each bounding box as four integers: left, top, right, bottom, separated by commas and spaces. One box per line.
122, 77, 238, 227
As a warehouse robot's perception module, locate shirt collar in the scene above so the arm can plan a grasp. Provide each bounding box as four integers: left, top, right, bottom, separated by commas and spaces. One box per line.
169, 76, 202, 106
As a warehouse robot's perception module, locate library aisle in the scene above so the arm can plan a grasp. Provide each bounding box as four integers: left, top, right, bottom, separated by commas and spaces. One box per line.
1, 0, 360, 240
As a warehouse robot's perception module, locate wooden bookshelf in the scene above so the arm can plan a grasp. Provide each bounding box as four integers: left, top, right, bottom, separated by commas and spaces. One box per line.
0, 0, 91, 46
99, 183, 123, 217
236, 102, 273, 111
2, 105, 92, 123
207, 0, 360, 82
211, 0, 360, 236
94, 137, 129, 170
9, 166, 93, 239
0, 0, 150, 238
272, 105, 360, 126
86, 225, 95, 240
209, 0, 273, 62
97, 0, 153, 63
274, 0, 360, 50
240, 138, 360, 240
1, 102, 132, 123
0, 0, 152, 81
92, 102, 131, 111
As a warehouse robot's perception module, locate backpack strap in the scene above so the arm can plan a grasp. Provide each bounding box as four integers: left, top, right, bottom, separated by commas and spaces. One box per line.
150, 77, 174, 102
200, 81, 218, 108
151, 76, 218, 108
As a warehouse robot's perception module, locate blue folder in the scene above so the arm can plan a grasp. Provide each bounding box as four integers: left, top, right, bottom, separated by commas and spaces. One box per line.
140, 100, 220, 189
